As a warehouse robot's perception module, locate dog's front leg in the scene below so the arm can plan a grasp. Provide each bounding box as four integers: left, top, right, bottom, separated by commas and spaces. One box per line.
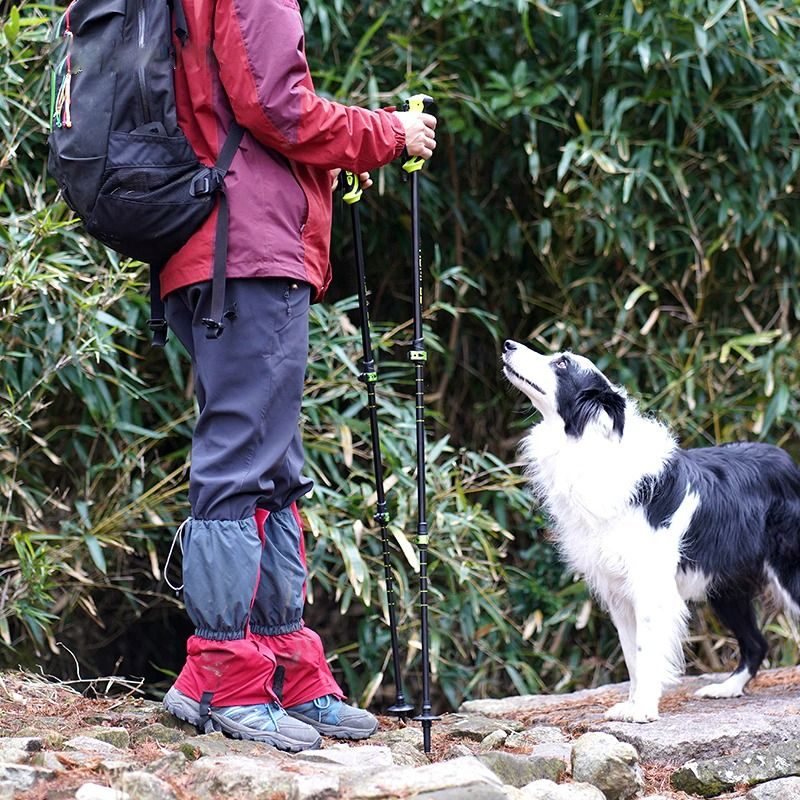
605, 598, 648, 722
606, 583, 687, 723
607, 599, 637, 699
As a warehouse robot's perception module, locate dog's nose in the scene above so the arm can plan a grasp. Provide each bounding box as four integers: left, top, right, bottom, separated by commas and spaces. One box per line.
503, 340, 517, 353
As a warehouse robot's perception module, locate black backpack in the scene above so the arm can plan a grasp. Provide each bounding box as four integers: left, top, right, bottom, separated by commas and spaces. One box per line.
48, 0, 242, 344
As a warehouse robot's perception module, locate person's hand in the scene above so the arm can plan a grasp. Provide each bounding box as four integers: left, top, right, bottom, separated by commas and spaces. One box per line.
394, 111, 437, 160
330, 169, 373, 192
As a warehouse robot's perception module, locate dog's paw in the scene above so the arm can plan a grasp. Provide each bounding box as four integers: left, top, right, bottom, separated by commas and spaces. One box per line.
694, 681, 745, 699
604, 701, 659, 723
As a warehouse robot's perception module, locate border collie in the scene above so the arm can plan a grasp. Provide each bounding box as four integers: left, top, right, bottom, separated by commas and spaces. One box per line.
502, 340, 800, 723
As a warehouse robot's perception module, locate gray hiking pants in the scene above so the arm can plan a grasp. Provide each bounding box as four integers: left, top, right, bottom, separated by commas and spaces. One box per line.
166, 278, 341, 707
166, 277, 313, 520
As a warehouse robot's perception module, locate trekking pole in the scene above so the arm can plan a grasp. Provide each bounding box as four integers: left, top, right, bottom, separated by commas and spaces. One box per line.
340, 171, 415, 719
401, 93, 439, 754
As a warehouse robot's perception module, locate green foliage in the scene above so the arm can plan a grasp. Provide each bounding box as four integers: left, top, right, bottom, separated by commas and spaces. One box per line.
2, 0, 800, 708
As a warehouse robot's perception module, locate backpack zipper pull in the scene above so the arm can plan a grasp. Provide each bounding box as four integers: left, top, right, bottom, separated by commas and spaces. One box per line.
62, 72, 72, 128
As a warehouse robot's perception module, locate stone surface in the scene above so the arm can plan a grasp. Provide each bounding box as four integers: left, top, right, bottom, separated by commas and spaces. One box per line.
0, 736, 43, 753
14, 727, 65, 748
49, 747, 132, 774
179, 731, 284, 761
155, 710, 197, 734
0, 763, 54, 793
294, 772, 343, 800
296, 744, 393, 769
479, 729, 509, 751
745, 777, 800, 799
571, 731, 644, 800
75, 784, 129, 800
598, 680, 800, 764
30, 751, 65, 770
439, 713, 524, 741
131, 723, 187, 745
383, 741, 429, 767
82, 727, 131, 749
143, 751, 187, 776
460, 684, 629, 718
442, 743, 474, 760
188, 754, 300, 798
371, 726, 425, 750
86, 706, 159, 727
341, 755, 505, 799
671, 739, 800, 796
412, 788, 509, 800
477, 750, 566, 787
65, 735, 126, 755
0, 748, 31, 765
115, 771, 178, 800
3, 667, 800, 800
518, 779, 605, 799
529, 743, 572, 775
506, 726, 568, 749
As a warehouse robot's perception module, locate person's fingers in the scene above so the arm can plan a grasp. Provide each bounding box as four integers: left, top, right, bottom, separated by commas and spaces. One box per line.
358, 171, 373, 190
394, 110, 438, 160
421, 112, 437, 130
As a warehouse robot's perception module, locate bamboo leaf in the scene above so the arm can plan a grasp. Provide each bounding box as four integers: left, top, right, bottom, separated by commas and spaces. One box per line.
704, 0, 737, 30
637, 39, 651, 72
85, 535, 107, 574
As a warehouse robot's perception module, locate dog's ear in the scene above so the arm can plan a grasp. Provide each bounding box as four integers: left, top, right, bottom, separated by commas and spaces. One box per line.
566, 387, 626, 438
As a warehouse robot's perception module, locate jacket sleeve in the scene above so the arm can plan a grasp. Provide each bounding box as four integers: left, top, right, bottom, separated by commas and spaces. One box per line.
213, 0, 406, 173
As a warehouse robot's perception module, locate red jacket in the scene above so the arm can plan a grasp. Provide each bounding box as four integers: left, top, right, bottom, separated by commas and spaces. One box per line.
160, 0, 406, 300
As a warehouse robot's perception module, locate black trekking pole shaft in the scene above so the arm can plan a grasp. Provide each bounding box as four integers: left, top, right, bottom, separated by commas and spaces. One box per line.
341, 171, 414, 718
402, 94, 438, 754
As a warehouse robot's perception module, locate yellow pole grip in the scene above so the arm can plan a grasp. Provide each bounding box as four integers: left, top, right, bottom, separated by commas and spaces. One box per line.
341, 170, 362, 204
402, 94, 434, 174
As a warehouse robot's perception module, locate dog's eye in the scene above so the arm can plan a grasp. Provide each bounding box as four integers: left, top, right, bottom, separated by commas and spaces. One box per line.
555, 357, 569, 370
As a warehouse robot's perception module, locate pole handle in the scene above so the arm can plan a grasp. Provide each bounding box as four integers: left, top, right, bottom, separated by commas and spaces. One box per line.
340, 170, 363, 204
402, 93, 435, 174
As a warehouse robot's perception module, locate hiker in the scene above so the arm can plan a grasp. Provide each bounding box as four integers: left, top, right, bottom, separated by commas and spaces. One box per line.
159, 0, 437, 750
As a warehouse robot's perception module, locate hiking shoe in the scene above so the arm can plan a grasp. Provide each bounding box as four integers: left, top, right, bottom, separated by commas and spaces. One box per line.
163, 686, 321, 752
286, 694, 379, 740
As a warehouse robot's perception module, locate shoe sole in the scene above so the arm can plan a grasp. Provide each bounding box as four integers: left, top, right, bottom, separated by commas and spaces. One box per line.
164, 688, 321, 753
286, 711, 379, 740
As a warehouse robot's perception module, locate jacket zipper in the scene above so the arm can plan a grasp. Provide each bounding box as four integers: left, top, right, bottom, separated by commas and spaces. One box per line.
137, 0, 151, 122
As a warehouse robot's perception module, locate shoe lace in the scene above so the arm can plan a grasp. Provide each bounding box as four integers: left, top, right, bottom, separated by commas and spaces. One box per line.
266, 701, 286, 729
312, 695, 336, 722
164, 518, 189, 592
313, 695, 333, 711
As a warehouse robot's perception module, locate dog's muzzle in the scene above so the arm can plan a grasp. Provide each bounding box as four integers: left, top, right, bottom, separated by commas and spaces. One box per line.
502, 342, 545, 395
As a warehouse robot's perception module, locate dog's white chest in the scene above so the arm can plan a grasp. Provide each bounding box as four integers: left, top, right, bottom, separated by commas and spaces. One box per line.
558, 509, 668, 581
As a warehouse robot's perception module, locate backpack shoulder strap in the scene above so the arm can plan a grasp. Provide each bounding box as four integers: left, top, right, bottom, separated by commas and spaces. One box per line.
202, 123, 245, 339
149, 124, 244, 346
170, 0, 189, 44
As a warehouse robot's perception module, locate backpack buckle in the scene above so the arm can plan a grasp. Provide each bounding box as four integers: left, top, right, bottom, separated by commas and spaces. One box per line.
190, 168, 222, 197
147, 317, 169, 347
201, 317, 224, 339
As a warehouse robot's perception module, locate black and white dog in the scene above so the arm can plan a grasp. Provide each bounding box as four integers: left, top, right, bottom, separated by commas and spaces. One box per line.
502, 340, 800, 723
